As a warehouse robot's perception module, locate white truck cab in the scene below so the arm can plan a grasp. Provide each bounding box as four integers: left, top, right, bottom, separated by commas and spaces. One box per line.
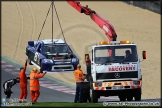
85, 40, 146, 103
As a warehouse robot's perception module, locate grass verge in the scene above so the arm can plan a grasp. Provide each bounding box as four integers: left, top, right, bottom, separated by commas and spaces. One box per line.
1, 102, 157, 107
31, 102, 104, 107
28, 102, 157, 107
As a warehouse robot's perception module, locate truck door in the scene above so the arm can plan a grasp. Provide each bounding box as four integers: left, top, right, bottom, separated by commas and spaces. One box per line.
91, 49, 96, 82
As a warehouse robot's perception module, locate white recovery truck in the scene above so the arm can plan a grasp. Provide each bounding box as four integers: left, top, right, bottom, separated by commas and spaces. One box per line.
67, 0, 146, 103
83, 40, 146, 103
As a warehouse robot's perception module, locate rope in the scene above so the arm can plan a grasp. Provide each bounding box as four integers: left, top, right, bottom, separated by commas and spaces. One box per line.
53, 2, 66, 42
53, 1, 70, 52
52, 0, 54, 53
34, 0, 70, 54
37, 1, 54, 42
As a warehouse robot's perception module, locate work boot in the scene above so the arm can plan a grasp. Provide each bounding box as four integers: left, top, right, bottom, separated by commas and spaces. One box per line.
31, 101, 35, 104
31, 100, 34, 104
5, 102, 10, 105
18, 99, 22, 103
23, 99, 27, 103
34, 100, 37, 103
32, 100, 37, 104
23, 101, 27, 103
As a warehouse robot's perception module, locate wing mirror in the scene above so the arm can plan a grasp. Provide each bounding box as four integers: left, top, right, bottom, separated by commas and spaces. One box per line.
142, 51, 146, 59
140, 51, 146, 63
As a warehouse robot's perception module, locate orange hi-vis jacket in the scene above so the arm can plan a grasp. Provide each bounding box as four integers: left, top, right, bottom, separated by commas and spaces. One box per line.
74, 68, 85, 83
30, 71, 46, 91
19, 62, 27, 88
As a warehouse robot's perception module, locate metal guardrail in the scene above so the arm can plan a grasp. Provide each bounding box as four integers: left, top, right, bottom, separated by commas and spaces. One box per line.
122, 1, 161, 14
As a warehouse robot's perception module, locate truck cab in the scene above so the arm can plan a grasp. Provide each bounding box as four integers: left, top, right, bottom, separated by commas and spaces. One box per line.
85, 40, 146, 103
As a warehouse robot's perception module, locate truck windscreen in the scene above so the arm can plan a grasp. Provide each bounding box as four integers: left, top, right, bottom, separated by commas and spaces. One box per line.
43, 44, 70, 54
94, 45, 138, 64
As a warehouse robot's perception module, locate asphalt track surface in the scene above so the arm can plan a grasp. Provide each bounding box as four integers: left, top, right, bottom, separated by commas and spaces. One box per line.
1, 69, 161, 105
1, 70, 74, 102
1, 69, 118, 103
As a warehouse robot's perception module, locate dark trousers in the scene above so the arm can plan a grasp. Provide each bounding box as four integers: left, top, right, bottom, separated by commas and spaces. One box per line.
4, 89, 13, 99
74, 83, 83, 103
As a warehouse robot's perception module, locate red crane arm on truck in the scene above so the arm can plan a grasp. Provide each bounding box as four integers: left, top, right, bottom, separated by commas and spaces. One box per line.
67, 0, 117, 65
67, 0, 117, 41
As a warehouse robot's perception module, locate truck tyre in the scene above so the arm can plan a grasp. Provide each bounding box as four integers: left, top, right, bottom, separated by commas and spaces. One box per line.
119, 95, 126, 101
88, 97, 91, 102
127, 96, 133, 101
82, 96, 87, 103
134, 88, 141, 101
127, 92, 133, 101
90, 89, 98, 103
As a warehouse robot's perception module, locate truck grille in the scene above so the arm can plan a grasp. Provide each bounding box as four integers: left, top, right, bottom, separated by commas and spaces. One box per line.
96, 71, 138, 80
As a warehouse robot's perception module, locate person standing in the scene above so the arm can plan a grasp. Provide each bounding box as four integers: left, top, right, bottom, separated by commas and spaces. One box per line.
19, 59, 29, 103
30, 68, 47, 104
73, 64, 86, 103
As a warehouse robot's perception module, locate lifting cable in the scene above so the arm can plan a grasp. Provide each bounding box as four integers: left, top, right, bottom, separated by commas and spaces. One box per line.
52, 1, 71, 53
36, 1, 54, 42
53, 1, 66, 43
36, 0, 70, 54
37, 0, 66, 43
52, 1, 54, 53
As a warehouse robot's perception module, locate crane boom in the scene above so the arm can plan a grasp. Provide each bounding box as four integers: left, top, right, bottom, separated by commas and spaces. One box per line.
67, 0, 117, 41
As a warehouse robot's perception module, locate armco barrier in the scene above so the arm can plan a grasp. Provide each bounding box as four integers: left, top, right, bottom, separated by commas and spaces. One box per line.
122, 1, 161, 14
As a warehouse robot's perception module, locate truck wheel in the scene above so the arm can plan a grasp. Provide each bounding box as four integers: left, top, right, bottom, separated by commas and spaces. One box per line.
82, 91, 88, 103
82, 95, 88, 103
134, 88, 141, 101
88, 97, 91, 102
90, 89, 98, 103
119, 95, 126, 101
127, 92, 133, 101
127, 96, 133, 101
28, 58, 33, 65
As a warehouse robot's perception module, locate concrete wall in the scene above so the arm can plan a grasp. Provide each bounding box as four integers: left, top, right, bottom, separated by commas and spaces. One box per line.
122, 1, 161, 14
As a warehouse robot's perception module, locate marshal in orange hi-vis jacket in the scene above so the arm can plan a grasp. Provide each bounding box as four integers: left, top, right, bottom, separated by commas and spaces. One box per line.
74, 68, 85, 83
19, 60, 29, 102
30, 68, 46, 104
73, 64, 86, 103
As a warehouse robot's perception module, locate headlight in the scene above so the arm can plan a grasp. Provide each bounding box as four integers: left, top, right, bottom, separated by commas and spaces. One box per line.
72, 58, 77, 62
96, 64, 101, 66
133, 81, 140, 85
44, 59, 53, 63
98, 83, 102, 87
94, 82, 102, 87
